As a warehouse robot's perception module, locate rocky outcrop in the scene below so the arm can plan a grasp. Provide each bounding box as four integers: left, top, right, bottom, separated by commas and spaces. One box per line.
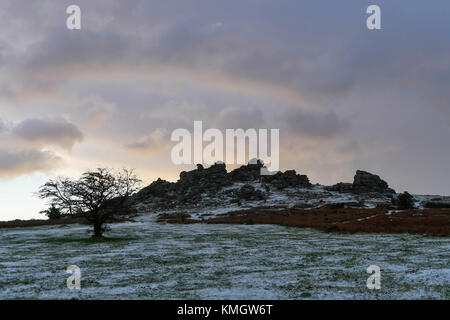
132, 160, 313, 210
262, 170, 311, 190
325, 182, 353, 193
132, 161, 400, 213
235, 184, 266, 201
216, 160, 311, 190
352, 170, 395, 195
135, 178, 173, 200
177, 163, 231, 193
173, 163, 232, 204
325, 171, 395, 195
134, 162, 232, 208
229, 160, 265, 182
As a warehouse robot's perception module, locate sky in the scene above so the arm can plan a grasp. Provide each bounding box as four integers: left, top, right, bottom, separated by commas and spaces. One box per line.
0, 0, 449, 221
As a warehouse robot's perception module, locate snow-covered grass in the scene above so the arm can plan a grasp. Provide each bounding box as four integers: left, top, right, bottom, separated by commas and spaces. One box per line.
0, 215, 448, 300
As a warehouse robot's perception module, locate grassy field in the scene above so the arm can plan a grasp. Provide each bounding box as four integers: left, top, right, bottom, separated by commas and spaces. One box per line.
0, 215, 448, 299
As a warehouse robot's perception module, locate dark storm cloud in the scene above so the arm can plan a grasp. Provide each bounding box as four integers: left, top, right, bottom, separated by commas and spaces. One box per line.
6, 0, 447, 113
12, 117, 83, 150
0, 118, 6, 133
281, 110, 349, 138
0, 149, 62, 178
214, 107, 266, 130
0, 115, 80, 177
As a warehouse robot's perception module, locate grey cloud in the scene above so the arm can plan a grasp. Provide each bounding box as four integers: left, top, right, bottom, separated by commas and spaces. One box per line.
0, 118, 5, 133
215, 107, 266, 130
26, 28, 132, 72
281, 110, 349, 138
0, 149, 62, 178
124, 128, 168, 152
12, 117, 83, 150
4, 0, 449, 112
154, 19, 229, 67
337, 140, 360, 154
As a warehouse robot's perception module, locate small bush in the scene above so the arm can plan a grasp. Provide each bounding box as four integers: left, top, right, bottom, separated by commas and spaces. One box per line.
394, 192, 415, 209
40, 205, 62, 220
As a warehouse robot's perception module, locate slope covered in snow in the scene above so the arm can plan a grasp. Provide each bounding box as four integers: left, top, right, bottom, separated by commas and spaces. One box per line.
0, 217, 448, 299
131, 161, 413, 221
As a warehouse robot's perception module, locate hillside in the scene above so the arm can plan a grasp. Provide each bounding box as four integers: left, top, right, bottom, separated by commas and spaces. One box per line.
130, 161, 450, 236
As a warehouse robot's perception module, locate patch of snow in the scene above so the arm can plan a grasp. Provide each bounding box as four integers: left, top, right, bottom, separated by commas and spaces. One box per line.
1, 218, 448, 300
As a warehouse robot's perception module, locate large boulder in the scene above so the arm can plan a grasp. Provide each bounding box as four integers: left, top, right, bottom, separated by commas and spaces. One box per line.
352, 170, 395, 195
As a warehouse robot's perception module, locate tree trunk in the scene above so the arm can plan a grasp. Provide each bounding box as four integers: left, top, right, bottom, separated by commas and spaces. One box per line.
93, 220, 103, 238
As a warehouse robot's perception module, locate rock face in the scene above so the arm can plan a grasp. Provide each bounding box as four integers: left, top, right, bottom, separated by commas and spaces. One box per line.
352, 170, 395, 195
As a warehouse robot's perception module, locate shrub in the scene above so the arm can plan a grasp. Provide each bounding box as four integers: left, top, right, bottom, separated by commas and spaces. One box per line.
394, 191, 415, 209
40, 205, 62, 220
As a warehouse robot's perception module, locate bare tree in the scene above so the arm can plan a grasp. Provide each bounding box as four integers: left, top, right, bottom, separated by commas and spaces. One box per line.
37, 168, 141, 238
37, 177, 77, 215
